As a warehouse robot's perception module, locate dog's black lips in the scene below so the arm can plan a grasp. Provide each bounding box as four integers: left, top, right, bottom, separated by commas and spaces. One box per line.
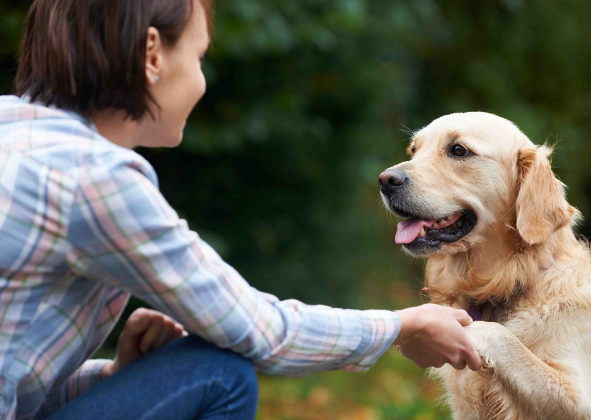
390, 204, 414, 219
402, 209, 477, 254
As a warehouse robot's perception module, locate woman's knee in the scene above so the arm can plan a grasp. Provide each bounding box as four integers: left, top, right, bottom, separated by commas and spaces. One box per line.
138, 335, 258, 418
171, 336, 258, 391
172, 335, 258, 417
191, 336, 258, 402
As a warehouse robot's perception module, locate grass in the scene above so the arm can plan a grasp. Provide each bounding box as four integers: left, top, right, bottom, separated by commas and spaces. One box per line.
256, 349, 451, 420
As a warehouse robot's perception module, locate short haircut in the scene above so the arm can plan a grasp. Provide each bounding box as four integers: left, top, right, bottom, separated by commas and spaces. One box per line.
15, 0, 213, 121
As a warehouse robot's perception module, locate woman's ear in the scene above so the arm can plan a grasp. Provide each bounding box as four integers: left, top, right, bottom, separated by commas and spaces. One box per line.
145, 27, 163, 85
515, 146, 577, 245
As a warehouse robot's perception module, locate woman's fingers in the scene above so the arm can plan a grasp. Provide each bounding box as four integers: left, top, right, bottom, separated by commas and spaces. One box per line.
151, 319, 185, 350
119, 308, 150, 352
454, 308, 474, 326
134, 309, 184, 353
109, 308, 187, 377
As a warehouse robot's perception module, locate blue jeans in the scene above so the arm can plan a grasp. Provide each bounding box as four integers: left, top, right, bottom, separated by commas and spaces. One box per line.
46, 335, 258, 420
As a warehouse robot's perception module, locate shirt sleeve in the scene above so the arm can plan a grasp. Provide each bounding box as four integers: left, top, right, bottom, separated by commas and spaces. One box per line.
65, 157, 401, 377
34, 359, 109, 418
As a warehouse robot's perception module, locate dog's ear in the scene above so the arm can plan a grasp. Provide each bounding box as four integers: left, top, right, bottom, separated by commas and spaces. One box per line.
515, 146, 577, 245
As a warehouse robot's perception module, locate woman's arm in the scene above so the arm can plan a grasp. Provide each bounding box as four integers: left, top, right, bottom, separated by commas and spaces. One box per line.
66, 158, 400, 376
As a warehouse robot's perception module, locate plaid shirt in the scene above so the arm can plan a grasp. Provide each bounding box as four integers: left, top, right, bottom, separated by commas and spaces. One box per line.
0, 95, 400, 420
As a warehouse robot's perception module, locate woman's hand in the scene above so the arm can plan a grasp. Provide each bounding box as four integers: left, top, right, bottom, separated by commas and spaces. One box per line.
394, 303, 483, 371
101, 308, 188, 379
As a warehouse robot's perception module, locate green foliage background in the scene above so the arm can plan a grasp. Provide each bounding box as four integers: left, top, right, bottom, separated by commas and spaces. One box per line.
2, 0, 591, 418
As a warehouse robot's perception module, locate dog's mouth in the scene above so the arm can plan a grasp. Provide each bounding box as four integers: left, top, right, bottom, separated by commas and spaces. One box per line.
394, 209, 477, 253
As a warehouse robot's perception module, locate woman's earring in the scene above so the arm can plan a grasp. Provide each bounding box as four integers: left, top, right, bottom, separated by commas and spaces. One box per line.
154, 75, 160, 83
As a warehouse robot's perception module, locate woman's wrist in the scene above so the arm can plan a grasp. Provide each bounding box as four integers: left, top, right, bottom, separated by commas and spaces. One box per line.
393, 307, 422, 346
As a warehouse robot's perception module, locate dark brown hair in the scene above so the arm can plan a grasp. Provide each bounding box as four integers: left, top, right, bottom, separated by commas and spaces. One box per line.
15, 0, 212, 120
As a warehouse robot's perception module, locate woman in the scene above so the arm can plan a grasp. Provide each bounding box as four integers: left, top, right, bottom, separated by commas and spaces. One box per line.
0, 0, 482, 419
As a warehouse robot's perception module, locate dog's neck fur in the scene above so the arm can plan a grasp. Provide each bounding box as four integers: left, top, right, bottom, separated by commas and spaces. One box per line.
425, 223, 585, 314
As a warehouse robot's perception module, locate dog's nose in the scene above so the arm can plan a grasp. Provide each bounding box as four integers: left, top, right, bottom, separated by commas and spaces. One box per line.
378, 169, 408, 194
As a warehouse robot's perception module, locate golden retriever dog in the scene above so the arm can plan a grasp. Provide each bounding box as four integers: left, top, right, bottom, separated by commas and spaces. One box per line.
378, 112, 591, 420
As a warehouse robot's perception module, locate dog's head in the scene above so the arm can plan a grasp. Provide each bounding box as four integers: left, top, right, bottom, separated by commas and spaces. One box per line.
379, 112, 577, 257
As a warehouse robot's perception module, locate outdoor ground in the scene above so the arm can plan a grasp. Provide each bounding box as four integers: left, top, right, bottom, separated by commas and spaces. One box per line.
256, 350, 450, 420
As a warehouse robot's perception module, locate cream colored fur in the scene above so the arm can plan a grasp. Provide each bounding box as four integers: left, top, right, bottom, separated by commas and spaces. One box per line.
387, 112, 591, 419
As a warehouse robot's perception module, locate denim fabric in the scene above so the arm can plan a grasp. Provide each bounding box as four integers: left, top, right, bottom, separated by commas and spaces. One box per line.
45, 336, 258, 420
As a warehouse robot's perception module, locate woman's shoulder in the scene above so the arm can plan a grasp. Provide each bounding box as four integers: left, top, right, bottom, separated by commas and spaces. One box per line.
0, 95, 156, 183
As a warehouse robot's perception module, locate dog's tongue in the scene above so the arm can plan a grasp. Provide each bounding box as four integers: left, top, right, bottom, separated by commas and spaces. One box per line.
396, 217, 436, 244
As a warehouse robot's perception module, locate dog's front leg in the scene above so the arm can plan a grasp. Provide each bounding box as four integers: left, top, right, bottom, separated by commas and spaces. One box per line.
466, 321, 590, 420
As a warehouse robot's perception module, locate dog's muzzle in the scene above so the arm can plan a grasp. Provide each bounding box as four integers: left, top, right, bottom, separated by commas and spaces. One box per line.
378, 168, 477, 255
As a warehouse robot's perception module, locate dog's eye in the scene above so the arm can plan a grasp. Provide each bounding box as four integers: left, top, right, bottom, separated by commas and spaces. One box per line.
451, 144, 467, 157
411, 146, 416, 154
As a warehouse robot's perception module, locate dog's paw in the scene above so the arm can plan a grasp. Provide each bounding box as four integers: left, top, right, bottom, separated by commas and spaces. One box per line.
465, 321, 509, 365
